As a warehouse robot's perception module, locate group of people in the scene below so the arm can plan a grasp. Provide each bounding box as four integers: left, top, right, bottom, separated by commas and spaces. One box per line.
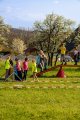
56, 43, 80, 65
4, 46, 80, 81
4, 50, 48, 81
5, 56, 29, 81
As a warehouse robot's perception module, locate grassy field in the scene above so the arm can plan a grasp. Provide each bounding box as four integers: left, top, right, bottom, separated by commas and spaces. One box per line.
0, 80, 80, 120
0, 61, 80, 120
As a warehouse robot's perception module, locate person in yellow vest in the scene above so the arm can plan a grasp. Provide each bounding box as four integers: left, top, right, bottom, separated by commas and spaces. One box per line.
60, 43, 66, 65
5, 56, 11, 80
32, 59, 38, 80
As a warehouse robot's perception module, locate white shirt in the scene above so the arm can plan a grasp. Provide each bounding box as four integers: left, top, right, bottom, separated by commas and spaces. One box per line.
74, 50, 78, 55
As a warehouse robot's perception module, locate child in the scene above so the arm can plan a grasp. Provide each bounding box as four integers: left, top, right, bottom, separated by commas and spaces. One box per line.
5, 56, 11, 80
23, 57, 28, 80
15, 58, 22, 81
32, 59, 37, 80
9, 58, 13, 75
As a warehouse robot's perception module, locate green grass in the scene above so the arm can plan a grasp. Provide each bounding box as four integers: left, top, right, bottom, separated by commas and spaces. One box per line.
0, 78, 80, 120
0, 61, 80, 120
0, 86, 80, 120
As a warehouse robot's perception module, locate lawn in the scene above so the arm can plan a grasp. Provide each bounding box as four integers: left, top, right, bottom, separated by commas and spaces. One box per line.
0, 84, 80, 120
0, 61, 80, 120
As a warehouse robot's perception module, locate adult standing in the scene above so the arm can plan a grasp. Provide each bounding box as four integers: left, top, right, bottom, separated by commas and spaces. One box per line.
36, 50, 48, 71
36, 50, 44, 71
73, 47, 78, 65
60, 43, 66, 65
42, 54, 48, 70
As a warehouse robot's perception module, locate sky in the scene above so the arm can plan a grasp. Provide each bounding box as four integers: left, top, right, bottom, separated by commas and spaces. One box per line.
0, 0, 80, 29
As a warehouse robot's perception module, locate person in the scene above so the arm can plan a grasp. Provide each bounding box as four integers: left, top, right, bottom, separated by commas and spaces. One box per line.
14, 58, 18, 80
9, 58, 13, 67
15, 58, 22, 81
22, 57, 28, 80
14, 64, 18, 80
54, 49, 61, 66
9, 58, 13, 75
77, 51, 80, 62
36, 50, 47, 71
36, 51, 44, 71
5, 56, 11, 80
36, 53, 41, 67
73, 47, 78, 65
42, 54, 48, 70
60, 43, 66, 65
32, 59, 37, 80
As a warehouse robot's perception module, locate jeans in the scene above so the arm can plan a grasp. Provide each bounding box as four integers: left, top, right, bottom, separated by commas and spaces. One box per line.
5, 69, 10, 79
23, 70, 27, 80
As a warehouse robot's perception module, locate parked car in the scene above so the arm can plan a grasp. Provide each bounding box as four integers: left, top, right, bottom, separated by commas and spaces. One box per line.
64, 55, 74, 62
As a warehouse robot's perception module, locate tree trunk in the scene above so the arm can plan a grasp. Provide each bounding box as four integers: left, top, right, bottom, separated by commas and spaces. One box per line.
48, 52, 54, 66
48, 53, 51, 66
50, 52, 53, 66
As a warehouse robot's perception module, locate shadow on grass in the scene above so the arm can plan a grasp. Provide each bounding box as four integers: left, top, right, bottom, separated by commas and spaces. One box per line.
39, 75, 56, 78
0, 77, 5, 80
38, 75, 80, 78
